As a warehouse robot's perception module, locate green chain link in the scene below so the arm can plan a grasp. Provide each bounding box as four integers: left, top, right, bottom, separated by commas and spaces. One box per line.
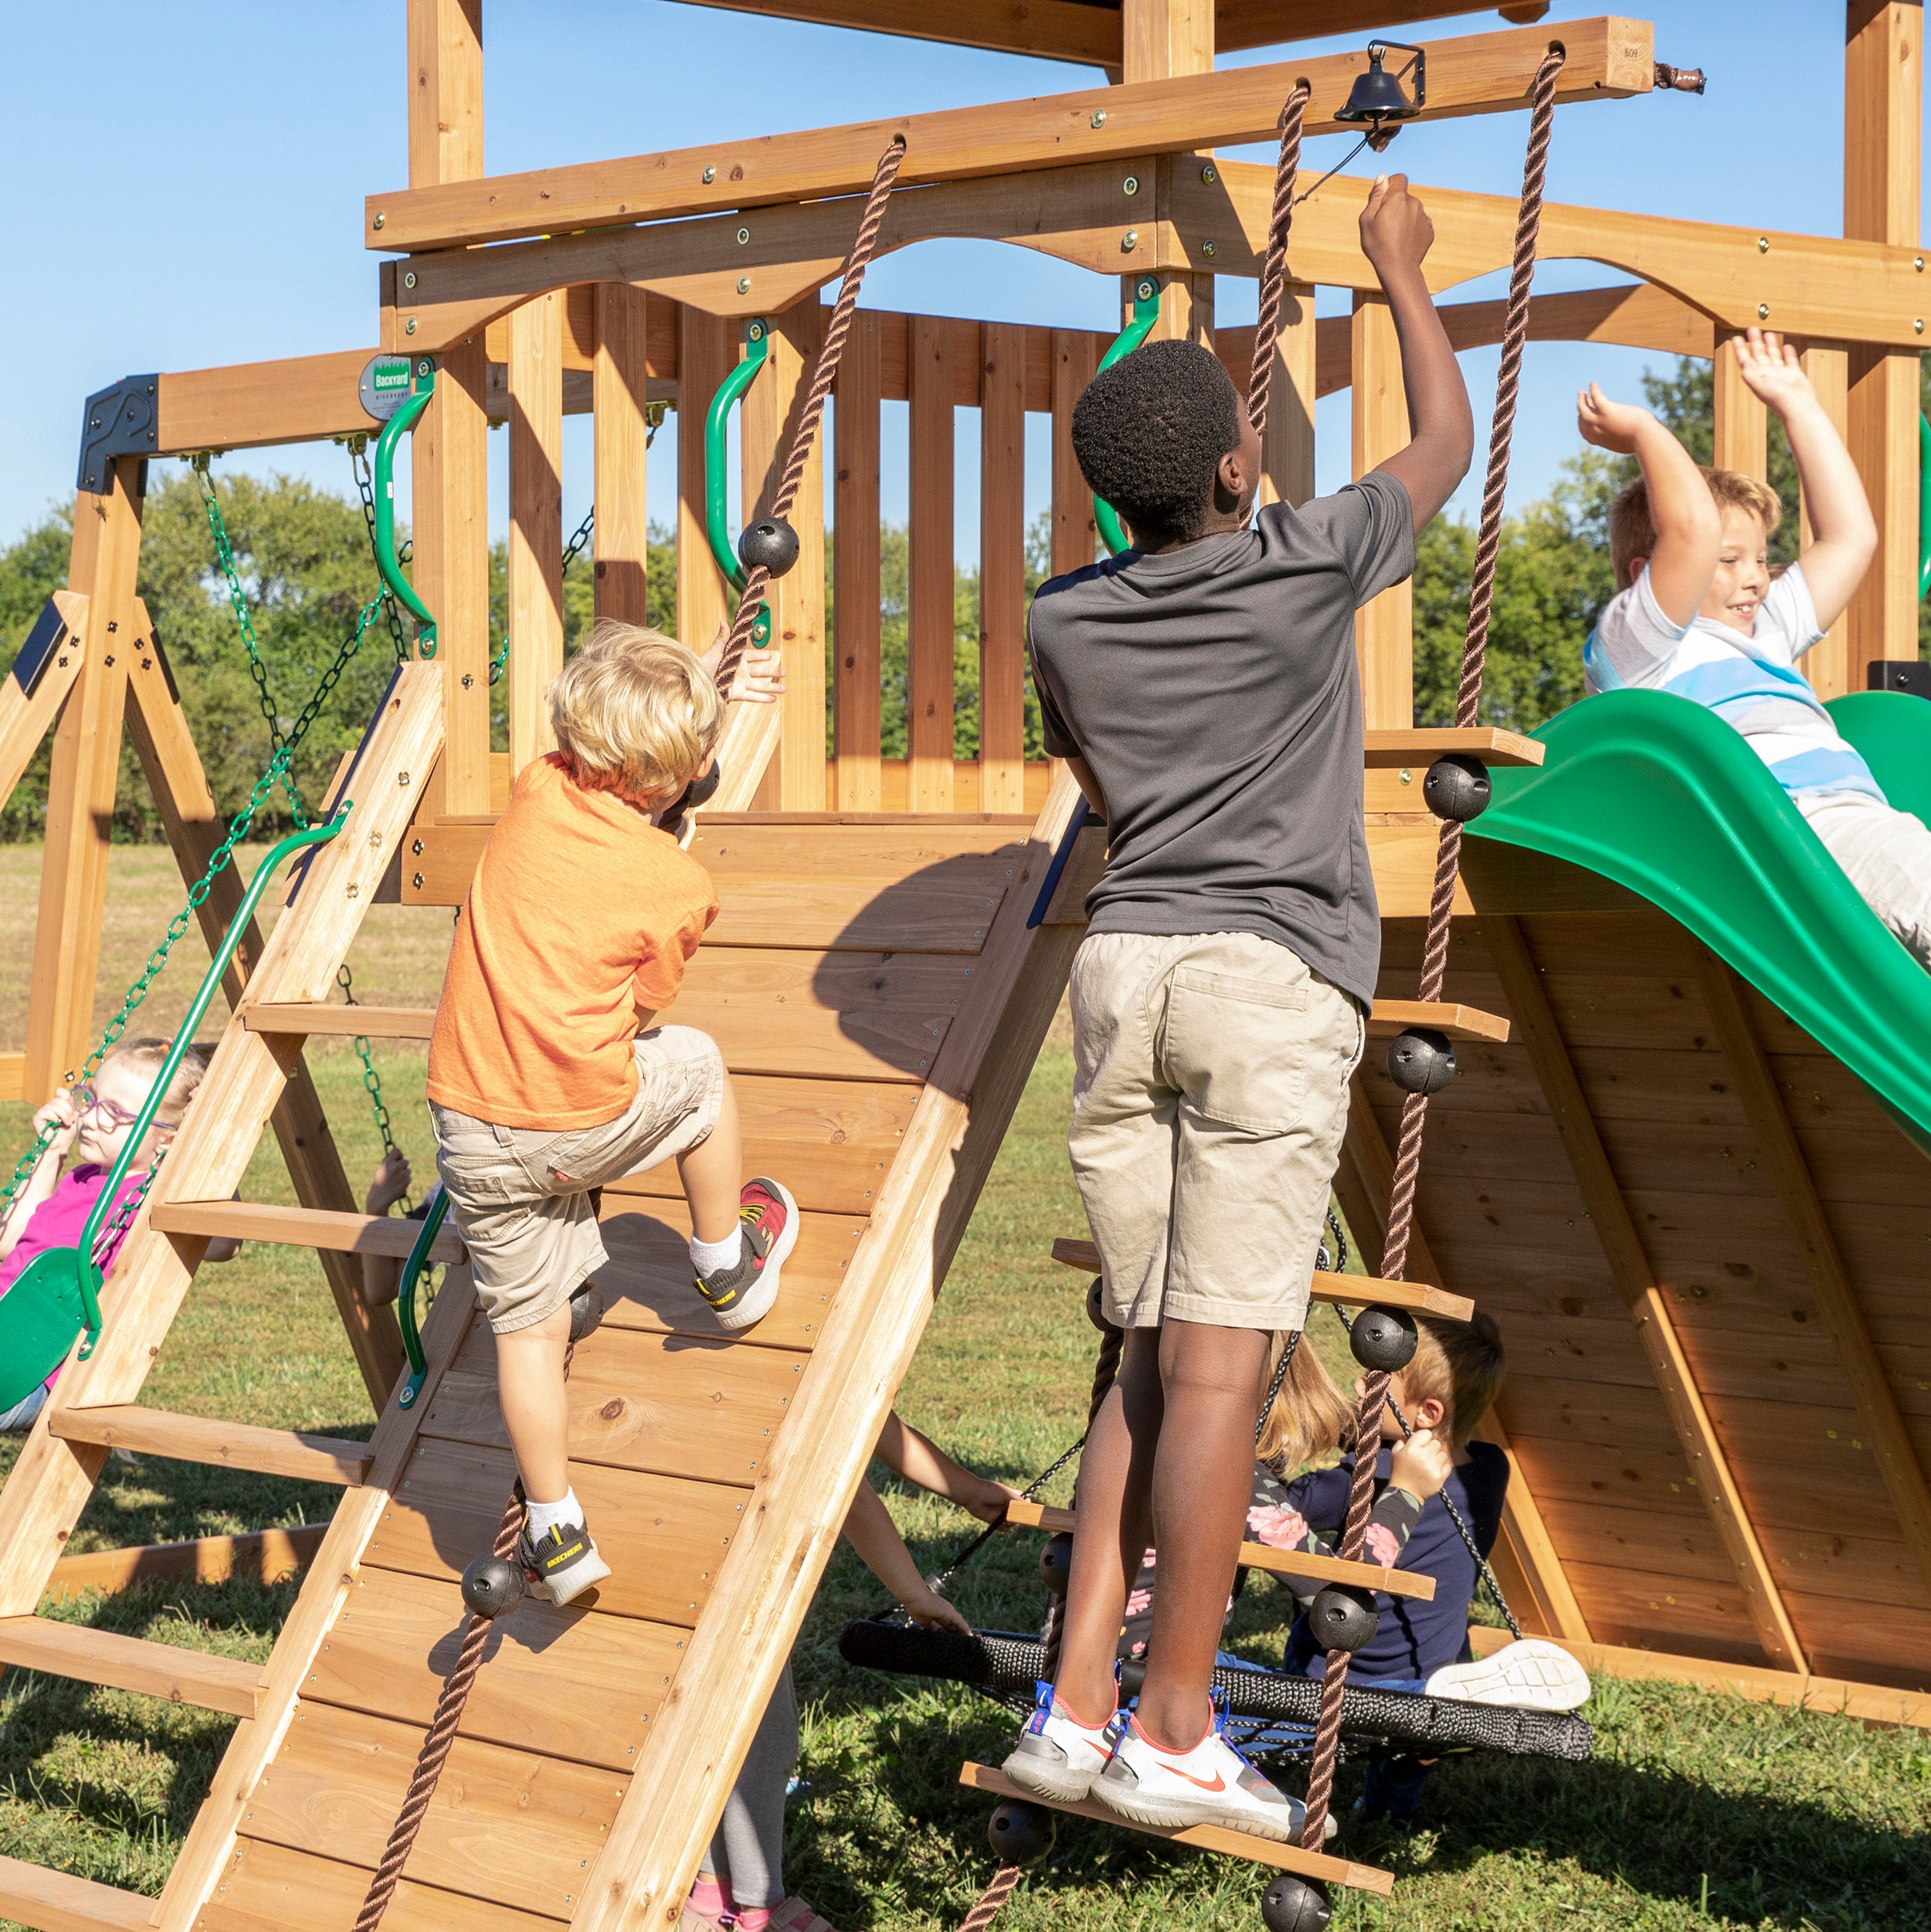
489, 504, 598, 688
0, 749, 300, 1213
348, 440, 415, 667
90, 1152, 164, 1268
337, 963, 410, 1211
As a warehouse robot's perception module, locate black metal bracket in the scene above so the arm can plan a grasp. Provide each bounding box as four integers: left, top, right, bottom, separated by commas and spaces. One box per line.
1867, 660, 1931, 699
7, 598, 71, 700
77, 374, 160, 493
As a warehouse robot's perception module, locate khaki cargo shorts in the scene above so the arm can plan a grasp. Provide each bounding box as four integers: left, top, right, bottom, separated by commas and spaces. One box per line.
1069, 930, 1365, 1333
430, 1026, 725, 1334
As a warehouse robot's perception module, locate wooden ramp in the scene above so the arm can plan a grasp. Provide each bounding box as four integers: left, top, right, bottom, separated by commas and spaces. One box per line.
1341, 840, 1931, 1706
0, 697, 1091, 1931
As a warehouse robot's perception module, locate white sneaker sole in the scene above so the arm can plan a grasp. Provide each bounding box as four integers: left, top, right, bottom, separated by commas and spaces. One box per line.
1424, 1638, 1590, 1712
999, 1746, 1105, 1805
1092, 1772, 1303, 1844
528, 1546, 612, 1607
712, 1179, 799, 1331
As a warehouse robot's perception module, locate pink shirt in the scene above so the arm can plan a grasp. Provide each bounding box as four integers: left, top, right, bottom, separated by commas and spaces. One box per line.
0, 1164, 149, 1393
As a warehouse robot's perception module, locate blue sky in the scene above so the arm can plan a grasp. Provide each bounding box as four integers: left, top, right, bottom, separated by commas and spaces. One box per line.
2, 1, 1917, 565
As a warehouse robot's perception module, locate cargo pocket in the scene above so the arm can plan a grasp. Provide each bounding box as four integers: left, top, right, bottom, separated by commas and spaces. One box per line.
1162, 965, 1311, 1132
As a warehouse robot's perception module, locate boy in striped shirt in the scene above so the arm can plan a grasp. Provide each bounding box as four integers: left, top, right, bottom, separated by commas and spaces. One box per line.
1579, 328, 1931, 968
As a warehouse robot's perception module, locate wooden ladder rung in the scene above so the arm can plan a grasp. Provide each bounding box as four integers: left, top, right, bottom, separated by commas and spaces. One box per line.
0, 1615, 267, 1719
151, 1199, 465, 1264
48, 1406, 373, 1487
1003, 1499, 1435, 1601
958, 1764, 1393, 1894
243, 1002, 436, 1039
1049, 1238, 1474, 1323
1362, 726, 1544, 769
1364, 1000, 1508, 1044
0, 1849, 156, 1931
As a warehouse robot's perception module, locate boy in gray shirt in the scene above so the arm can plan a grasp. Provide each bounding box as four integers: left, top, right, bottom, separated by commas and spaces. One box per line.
1002, 173, 1474, 1843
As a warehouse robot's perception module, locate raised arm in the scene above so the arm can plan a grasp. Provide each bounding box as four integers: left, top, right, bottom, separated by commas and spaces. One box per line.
1359, 174, 1475, 531
1731, 329, 1876, 631
875, 1410, 1020, 1523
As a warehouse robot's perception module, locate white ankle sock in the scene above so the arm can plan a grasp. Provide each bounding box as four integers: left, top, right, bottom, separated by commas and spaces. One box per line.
690, 1228, 743, 1276
526, 1488, 582, 1540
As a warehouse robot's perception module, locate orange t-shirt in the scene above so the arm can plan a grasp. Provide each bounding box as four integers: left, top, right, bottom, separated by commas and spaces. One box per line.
427, 754, 719, 1129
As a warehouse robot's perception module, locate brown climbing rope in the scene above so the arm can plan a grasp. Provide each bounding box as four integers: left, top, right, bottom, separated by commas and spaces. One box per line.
1297, 44, 1566, 1852
959, 1862, 1024, 1932
714, 134, 908, 695
1244, 81, 1311, 444
355, 1341, 577, 1930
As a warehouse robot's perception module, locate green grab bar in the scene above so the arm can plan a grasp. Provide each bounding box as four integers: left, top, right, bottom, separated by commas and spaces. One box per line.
395, 1187, 451, 1411
372, 360, 439, 657
1093, 277, 1164, 559
2, 810, 350, 1387
1919, 412, 1930, 603
704, 320, 774, 650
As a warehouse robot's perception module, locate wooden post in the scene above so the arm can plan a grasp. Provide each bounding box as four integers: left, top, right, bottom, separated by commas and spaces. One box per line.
1351, 292, 1413, 728
23, 461, 142, 1104
1123, 0, 1215, 349
833, 310, 883, 811
1844, 0, 1922, 689
1712, 328, 1768, 480
980, 321, 1028, 816
1260, 280, 1317, 509
507, 293, 565, 776
909, 314, 958, 813
408, 0, 483, 188
593, 284, 654, 630
677, 305, 736, 657
1050, 329, 1099, 577
1800, 342, 1855, 700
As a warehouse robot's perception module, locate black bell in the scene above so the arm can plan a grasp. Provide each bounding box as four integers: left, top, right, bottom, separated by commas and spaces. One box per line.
1335, 42, 1424, 126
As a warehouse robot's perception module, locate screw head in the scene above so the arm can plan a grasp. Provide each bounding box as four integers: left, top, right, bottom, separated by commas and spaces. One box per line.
1200, 164, 1217, 185
406, 317, 418, 334
738, 277, 752, 295
1757, 303, 1770, 319
404, 270, 417, 289
748, 319, 765, 341
703, 165, 717, 183
373, 212, 385, 229
1135, 277, 1156, 300
1122, 229, 1139, 252
461, 672, 474, 688
412, 871, 425, 889
1123, 175, 1139, 195
1916, 255, 1925, 271
1918, 319, 1926, 334
737, 226, 750, 246
1091, 109, 1106, 128
1202, 239, 1217, 257
1757, 236, 1769, 253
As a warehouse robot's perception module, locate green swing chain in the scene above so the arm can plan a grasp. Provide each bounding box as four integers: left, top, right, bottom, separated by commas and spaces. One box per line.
487, 501, 602, 687
348, 439, 416, 668
337, 963, 409, 1213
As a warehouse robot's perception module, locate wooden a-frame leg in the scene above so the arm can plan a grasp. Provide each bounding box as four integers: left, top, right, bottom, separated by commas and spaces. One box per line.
124, 618, 405, 1409
0, 589, 87, 810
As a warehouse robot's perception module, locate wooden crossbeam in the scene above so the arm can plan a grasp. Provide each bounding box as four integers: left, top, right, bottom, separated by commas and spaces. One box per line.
0, 591, 86, 810
150, 1198, 466, 1265
43, 1524, 326, 1599
243, 1002, 436, 1039
0, 1615, 268, 1719
365, 20, 1653, 250
667, 0, 1124, 65
0, 1852, 154, 1932
1364, 1000, 1509, 1044
1049, 1237, 1474, 1321
47, 1407, 373, 1488
959, 1763, 1394, 1893
1004, 1497, 1437, 1601
1363, 727, 1544, 768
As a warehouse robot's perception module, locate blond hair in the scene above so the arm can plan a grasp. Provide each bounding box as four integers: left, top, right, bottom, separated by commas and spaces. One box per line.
1256, 1336, 1357, 1472
1400, 1310, 1506, 1451
100, 1037, 215, 1140
548, 622, 721, 803
1609, 467, 1783, 592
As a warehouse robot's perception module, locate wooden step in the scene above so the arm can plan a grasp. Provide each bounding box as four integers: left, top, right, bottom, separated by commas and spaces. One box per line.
0, 1851, 154, 1932
1364, 1000, 1508, 1044
198, 1838, 559, 1932
1049, 1237, 1475, 1323
244, 1002, 435, 1039
151, 1199, 466, 1264
1363, 726, 1544, 769
0, 1614, 266, 1718
1003, 1499, 1436, 1601
45, 1524, 326, 1601
48, 1407, 373, 1486
958, 1764, 1393, 1894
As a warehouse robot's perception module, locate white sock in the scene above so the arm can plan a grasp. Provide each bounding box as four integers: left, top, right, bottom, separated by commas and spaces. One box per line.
525, 1487, 582, 1540
690, 1227, 743, 1276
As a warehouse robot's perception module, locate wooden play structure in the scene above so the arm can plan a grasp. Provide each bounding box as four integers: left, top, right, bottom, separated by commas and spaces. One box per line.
4, 2, 1931, 1927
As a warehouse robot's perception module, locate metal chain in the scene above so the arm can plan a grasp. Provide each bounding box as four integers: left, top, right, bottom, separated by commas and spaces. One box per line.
0, 750, 299, 1211
90, 1151, 165, 1270
338, 964, 409, 1211
349, 439, 414, 666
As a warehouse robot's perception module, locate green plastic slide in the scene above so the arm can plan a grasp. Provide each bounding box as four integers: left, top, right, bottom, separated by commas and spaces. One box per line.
1469, 688, 1931, 1150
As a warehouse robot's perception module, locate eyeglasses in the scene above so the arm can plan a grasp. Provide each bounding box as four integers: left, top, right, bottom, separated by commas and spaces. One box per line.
76, 1084, 141, 1130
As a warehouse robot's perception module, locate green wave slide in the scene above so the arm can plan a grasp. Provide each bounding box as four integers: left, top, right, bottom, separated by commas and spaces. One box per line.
1470, 688, 1931, 1153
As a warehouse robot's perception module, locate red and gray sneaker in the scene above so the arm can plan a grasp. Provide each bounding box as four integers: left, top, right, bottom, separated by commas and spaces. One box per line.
695, 1177, 798, 1331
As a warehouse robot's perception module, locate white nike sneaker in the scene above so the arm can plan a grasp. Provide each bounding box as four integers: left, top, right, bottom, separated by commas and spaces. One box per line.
1000, 1681, 1119, 1803
1094, 1703, 1329, 1844
1424, 1638, 1591, 1712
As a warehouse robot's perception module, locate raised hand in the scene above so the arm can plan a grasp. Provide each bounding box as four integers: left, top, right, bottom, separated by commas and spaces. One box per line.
31, 1089, 80, 1161
725, 645, 787, 706
1359, 172, 1435, 276
1730, 328, 1816, 419
365, 1146, 412, 1216
1389, 1425, 1454, 1502
1576, 382, 1654, 456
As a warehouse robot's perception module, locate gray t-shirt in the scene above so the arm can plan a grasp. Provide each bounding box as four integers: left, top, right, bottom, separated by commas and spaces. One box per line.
1027, 473, 1414, 1010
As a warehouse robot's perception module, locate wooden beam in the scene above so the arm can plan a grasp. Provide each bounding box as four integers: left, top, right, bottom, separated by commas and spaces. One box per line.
408, 0, 484, 188
507, 294, 565, 776
22, 464, 142, 1105
1260, 280, 1316, 508
1363, 725, 1542, 766
667, 0, 1122, 66
44, 1524, 325, 1598
157, 348, 381, 455
909, 313, 959, 813
150, 1198, 467, 1265
0, 1853, 154, 1932
979, 320, 1028, 816
833, 311, 884, 812
0, 591, 85, 810
1798, 342, 1855, 701
1363, 1000, 1508, 1043
1123, 0, 1215, 354
48, 1407, 373, 1489
1351, 292, 1411, 730
243, 1003, 436, 1038
1711, 328, 1767, 480
1215, 0, 1546, 53
1481, 912, 1808, 1671
593, 283, 655, 629
0, 1615, 266, 1719
1050, 328, 1098, 576
365, 20, 1654, 249
1695, 952, 1931, 1611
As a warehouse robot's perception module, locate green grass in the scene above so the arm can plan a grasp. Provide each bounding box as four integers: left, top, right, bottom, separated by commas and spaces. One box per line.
2, 849, 1929, 1930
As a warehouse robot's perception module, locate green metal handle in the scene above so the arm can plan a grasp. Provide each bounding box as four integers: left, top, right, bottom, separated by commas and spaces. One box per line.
705, 321, 771, 593
1919, 413, 1930, 602
74, 807, 350, 1350
372, 362, 439, 657
395, 1187, 451, 1411
1093, 278, 1164, 559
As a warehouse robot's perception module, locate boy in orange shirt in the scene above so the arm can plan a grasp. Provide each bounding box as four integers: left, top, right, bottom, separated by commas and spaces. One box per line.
428, 623, 795, 1604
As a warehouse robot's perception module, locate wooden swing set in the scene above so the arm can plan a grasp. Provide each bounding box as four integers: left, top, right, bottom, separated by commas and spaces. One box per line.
3, 4, 1931, 1929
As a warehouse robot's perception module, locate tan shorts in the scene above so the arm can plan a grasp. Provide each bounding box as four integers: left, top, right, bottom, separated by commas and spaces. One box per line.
430, 1027, 725, 1334
1069, 931, 1365, 1333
